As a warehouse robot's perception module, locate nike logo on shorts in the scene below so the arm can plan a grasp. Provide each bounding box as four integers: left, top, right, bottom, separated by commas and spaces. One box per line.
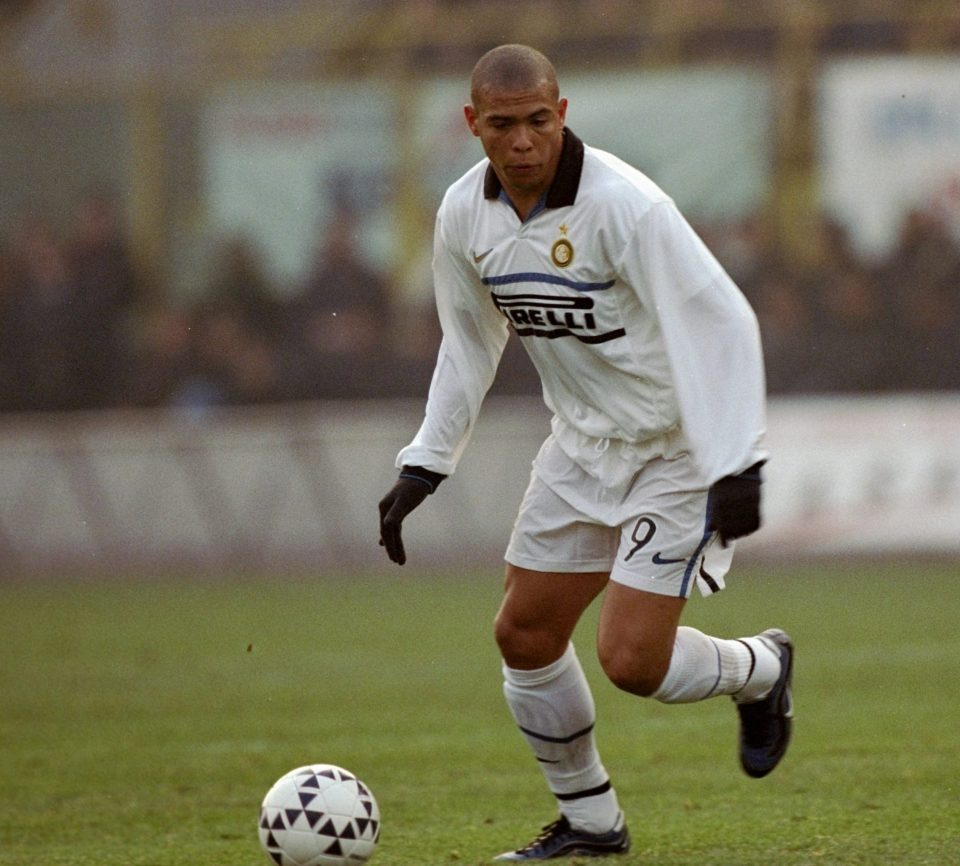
652, 552, 686, 565
472, 248, 493, 263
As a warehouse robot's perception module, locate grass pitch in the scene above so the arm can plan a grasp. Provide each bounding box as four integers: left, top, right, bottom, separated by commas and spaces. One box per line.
1, 562, 957, 865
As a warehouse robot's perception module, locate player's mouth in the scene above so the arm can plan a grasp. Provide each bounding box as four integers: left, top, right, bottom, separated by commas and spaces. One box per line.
507, 163, 539, 176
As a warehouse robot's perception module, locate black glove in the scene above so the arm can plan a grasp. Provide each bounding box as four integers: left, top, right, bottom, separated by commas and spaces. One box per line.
708, 461, 764, 546
378, 465, 445, 565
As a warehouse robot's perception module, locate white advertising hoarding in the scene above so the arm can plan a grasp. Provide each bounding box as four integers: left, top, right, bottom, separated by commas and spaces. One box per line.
819, 57, 960, 261
201, 69, 773, 287
415, 67, 774, 217
2, 395, 959, 572
202, 83, 396, 288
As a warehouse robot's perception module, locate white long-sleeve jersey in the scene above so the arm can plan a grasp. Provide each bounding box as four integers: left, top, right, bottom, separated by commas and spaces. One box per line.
398, 129, 767, 488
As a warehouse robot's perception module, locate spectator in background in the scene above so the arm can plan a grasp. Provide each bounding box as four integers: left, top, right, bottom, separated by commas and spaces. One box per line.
135, 234, 288, 415
889, 280, 960, 391
65, 186, 141, 408
165, 303, 284, 415
879, 209, 960, 391
748, 267, 819, 394
700, 215, 781, 299
805, 267, 892, 392
750, 216, 892, 395
813, 216, 864, 283
205, 234, 286, 343
0, 230, 18, 410
286, 205, 391, 399
1, 207, 79, 411
122, 303, 196, 408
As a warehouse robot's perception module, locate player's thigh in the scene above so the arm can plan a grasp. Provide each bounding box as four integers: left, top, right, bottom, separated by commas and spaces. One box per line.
495, 564, 609, 669
596, 581, 686, 694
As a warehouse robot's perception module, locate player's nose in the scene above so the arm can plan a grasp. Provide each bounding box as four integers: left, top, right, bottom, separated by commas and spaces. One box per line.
509, 125, 534, 150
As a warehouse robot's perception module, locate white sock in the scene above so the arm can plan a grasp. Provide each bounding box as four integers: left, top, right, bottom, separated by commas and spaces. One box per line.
503, 643, 621, 833
651, 626, 781, 704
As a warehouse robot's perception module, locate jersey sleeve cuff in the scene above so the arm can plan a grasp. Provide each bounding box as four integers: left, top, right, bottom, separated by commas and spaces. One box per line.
399, 465, 447, 494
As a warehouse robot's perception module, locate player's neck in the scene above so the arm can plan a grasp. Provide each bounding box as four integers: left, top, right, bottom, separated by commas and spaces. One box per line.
501, 185, 546, 222
497, 154, 561, 221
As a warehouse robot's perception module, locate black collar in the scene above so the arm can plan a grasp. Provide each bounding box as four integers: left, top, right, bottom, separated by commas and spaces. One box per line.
483, 127, 584, 208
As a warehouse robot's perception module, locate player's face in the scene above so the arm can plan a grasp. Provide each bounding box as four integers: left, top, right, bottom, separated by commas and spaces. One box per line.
465, 84, 567, 212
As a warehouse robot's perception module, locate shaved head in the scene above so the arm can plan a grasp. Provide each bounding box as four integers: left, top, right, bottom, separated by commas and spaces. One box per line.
470, 44, 559, 107
464, 44, 567, 220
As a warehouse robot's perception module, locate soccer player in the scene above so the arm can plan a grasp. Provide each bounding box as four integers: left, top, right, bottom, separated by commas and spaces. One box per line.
378, 44, 793, 861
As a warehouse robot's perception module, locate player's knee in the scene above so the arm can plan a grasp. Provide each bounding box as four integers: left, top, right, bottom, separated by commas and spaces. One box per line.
599, 645, 668, 697
494, 610, 567, 670
492, 609, 515, 654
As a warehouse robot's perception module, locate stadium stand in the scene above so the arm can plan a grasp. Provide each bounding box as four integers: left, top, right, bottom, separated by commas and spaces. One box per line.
1, 1, 959, 411
1, 2, 959, 571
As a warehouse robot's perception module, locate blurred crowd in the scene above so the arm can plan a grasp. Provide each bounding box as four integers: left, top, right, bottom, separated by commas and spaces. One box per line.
0, 192, 438, 415
716, 210, 960, 394
1, 189, 959, 416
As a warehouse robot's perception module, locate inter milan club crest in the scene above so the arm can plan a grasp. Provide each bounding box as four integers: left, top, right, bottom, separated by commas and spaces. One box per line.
551, 223, 574, 268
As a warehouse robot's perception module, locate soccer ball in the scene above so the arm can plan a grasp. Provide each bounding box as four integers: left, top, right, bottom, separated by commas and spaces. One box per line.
258, 764, 381, 866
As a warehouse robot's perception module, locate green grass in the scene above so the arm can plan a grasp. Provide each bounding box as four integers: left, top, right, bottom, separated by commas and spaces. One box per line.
1, 563, 958, 865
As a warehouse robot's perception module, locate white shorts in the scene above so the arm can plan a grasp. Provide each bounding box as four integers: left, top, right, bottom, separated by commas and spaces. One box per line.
505, 435, 734, 598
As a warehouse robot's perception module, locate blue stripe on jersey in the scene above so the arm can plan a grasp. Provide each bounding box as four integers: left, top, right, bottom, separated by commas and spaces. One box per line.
482, 272, 616, 293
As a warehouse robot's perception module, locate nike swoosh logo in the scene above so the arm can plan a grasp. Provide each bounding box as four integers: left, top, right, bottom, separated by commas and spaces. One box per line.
472, 248, 493, 263
652, 552, 686, 565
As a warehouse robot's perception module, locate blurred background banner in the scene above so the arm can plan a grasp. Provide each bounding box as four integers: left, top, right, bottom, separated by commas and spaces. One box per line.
1, 0, 959, 573
562, 69, 773, 221
414, 68, 773, 221
819, 57, 960, 261
198, 69, 772, 297
202, 82, 396, 287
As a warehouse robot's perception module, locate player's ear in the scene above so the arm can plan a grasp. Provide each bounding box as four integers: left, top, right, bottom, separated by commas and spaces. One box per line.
464, 104, 481, 137
556, 97, 568, 126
